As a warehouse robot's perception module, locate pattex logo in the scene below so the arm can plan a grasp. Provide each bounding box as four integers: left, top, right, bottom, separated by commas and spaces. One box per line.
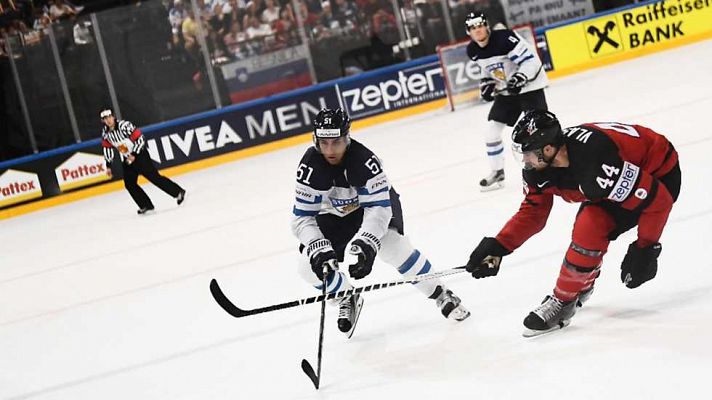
584, 19, 622, 57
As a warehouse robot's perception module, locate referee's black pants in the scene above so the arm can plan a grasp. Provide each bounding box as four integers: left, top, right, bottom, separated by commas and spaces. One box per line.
122, 151, 184, 208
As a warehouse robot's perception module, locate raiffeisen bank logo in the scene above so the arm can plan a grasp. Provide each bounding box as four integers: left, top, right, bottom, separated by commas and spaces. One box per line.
584, 18, 623, 57
340, 65, 445, 117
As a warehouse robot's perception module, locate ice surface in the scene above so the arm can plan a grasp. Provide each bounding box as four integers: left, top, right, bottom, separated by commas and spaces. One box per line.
1, 40, 711, 400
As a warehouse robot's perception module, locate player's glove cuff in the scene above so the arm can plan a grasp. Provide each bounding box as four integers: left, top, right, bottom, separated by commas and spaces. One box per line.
306, 238, 333, 258
354, 231, 381, 253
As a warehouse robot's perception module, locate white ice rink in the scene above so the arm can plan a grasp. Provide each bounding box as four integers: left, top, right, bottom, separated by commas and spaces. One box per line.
2, 39, 711, 400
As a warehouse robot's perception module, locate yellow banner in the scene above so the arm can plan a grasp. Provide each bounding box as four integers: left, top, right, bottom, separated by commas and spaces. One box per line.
547, 0, 712, 73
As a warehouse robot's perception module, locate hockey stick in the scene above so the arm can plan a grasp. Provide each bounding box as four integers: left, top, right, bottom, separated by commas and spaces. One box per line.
209, 266, 467, 319
301, 265, 329, 389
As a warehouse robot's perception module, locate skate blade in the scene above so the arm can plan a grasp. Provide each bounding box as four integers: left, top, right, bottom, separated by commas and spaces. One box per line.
479, 182, 505, 192
448, 305, 471, 322
522, 319, 571, 338
345, 296, 364, 339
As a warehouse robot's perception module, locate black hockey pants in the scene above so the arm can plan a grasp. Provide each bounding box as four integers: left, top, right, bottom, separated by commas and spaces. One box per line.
122, 151, 183, 209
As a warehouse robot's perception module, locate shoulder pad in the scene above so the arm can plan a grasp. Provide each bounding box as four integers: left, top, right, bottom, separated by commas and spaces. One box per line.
345, 140, 382, 186
492, 29, 520, 47
345, 140, 374, 161
297, 147, 332, 190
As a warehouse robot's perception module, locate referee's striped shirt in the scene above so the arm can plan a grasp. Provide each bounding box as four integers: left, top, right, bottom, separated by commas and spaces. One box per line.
101, 120, 145, 166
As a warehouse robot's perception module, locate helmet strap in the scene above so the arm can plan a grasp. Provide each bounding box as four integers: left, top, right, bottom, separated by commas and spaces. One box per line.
537, 144, 560, 167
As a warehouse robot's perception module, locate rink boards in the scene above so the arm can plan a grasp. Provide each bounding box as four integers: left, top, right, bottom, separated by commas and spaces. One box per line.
1, 0, 710, 219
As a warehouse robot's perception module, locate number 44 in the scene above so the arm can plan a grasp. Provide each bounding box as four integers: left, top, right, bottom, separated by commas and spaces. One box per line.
596, 163, 620, 189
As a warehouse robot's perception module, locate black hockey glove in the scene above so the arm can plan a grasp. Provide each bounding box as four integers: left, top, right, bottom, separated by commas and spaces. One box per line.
307, 239, 338, 279
479, 78, 496, 102
348, 239, 377, 280
506, 72, 528, 94
466, 237, 512, 279
621, 241, 662, 288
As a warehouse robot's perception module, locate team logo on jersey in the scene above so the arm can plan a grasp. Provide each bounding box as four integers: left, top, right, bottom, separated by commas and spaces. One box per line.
330, 196, 359, 214
635, 188, 648, 200
526, 118, 538, 136
584, 19, 622, 57
485, 63, 507, 82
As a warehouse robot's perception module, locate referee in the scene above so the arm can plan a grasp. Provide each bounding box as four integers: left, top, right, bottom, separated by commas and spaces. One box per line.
100, 108, 186, 214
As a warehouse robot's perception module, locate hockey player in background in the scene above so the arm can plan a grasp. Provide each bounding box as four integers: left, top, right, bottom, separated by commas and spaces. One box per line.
100, 108, 186, 214
465, 12, 549, 191
292, 108, 470, 338
464, 110, 680, 337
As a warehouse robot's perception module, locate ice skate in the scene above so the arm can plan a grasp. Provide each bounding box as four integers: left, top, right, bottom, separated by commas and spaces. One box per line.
137, 206, 155, 215
337, 293, 364, 339
576, 285, 595, 308
479, 169, 505, 192
176, 190, 187, 205
434, 286, 471, 321
523, 294, 577, 337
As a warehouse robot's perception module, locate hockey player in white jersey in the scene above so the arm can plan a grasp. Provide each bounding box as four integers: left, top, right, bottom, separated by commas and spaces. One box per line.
292, 108, 470, 338
465, 12, 549, 191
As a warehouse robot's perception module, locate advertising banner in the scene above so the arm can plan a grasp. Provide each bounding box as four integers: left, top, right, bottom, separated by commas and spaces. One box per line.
142, 85, 340, 168
546, 0, 712, 72
55, 152, 111, 192
1, 55, 448, 212
502, 0, 595, 29
0, 169, 43, 208
337, 58, 446, 119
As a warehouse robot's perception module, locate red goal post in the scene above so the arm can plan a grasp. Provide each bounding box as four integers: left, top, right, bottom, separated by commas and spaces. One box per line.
436, 24, 538, 111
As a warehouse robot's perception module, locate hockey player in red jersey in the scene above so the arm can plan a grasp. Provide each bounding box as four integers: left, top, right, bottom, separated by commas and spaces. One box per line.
464, 110, 681, 337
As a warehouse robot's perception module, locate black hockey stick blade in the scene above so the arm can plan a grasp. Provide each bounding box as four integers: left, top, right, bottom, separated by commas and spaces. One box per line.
210, 278, 303, 318
301, 359, 320, 389
210, 278, 250, 318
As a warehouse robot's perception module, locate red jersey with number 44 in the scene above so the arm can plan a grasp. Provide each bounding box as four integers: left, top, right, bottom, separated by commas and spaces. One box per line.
496, 122, 678, 251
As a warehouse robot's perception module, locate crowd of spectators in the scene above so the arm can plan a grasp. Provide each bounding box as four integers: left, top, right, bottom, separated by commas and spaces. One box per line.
1, 0, 87, 56
1, 0, 640, 62
0, 0, 411, 64
165, 0, 409, 67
